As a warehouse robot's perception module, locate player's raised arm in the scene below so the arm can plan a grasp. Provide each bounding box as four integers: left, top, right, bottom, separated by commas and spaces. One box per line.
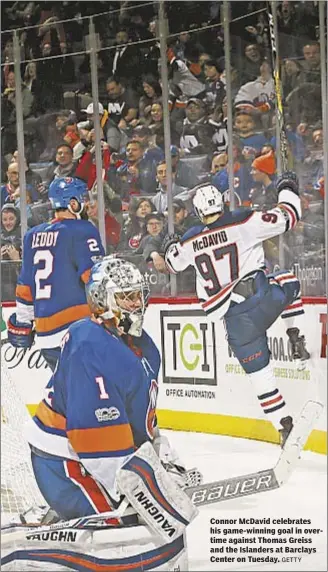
251, 170, 302, 242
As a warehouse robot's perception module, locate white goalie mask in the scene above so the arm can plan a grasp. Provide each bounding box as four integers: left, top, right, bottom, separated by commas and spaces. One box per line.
193, 183, 224, 221
86, 257, 150, 337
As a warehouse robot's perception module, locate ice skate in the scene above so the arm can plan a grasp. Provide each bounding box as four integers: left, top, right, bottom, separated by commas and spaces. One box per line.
286, 327, 310, 369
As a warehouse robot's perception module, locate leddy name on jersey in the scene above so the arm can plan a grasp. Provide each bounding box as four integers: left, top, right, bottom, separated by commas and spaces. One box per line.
31, 231, 59, 249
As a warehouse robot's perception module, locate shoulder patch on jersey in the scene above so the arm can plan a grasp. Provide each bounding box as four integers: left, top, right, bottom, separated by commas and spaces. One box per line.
181, 224, 205, 244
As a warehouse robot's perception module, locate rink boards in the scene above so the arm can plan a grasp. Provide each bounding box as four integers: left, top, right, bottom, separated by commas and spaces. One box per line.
1, 298, 327, 454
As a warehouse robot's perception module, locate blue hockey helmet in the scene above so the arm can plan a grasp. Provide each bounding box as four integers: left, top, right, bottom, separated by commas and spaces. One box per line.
48, 177, 89, 216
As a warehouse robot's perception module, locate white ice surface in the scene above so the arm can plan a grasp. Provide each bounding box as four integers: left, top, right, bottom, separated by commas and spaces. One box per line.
162, 430, 327, 571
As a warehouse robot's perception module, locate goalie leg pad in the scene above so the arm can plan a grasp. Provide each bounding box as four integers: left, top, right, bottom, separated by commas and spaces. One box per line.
2, 525, 189, 571
117, 442, 198, 542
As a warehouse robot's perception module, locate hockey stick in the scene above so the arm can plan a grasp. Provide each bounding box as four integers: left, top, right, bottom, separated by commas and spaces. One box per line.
186, 399, 323, 506
267, 1, 289, 172
1, 400, 322, 545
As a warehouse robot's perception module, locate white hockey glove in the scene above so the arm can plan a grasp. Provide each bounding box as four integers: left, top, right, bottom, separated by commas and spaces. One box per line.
153, 433, 203, 490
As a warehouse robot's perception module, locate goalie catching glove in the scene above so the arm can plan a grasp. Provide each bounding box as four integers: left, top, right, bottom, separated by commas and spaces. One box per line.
153, 432, 203, 489
7, 313, 35, 348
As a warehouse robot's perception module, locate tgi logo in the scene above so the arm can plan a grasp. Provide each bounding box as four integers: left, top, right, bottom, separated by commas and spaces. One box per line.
160, 310, 217, 385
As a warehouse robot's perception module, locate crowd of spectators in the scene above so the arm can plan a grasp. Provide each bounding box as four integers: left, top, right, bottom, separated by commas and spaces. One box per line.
1, 1, 326, 299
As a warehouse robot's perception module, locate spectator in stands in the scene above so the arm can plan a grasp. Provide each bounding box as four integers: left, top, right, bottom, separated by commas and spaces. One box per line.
0, 203, 22, 301
203, 59, 225, 113
116, 137, 161, 196
23, 61, 43, 115
1, 162, 35, 207
302, 122, 324, 186
209, 97, 228, 153
1, 203, 21, 261
152, 161, 188, 213
104, 75, 139, 151
54, 110, 80, 151
120, 196, 156, 252
10, 150, 48, 201
179, 98, 215, 155
137, 75, 162, 124
234, 60, 275, 120
45, 144, 76, 186
285, 81, 322, 132
145, 198, 198, 271
301, 41, 321, 84
269, 117, 306, 164
167, 46, 205, 99
171, 145, 197, 189
105, 75, 139, 129
211, 147, 253, 206
75, 130, 111, 191
2, 70, 34, 121
146, 101, 177, 149
131, 126, 164, 193
239, 43, 263, 84
250, 151, 277, 210
282, 59, 305, 97
233, 111, 268, 159
80, 102, 112, 145
276, 1, 300, 58
133, 211, 165, 259
133, 125, 164, 162
109, 28, 142, 89
211, 152, 228, 176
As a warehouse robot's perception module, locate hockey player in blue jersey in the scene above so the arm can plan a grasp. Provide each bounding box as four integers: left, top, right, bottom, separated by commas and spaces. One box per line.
165, 173, 310, 447
26, 257, 201, 523
7, 177, 105, 370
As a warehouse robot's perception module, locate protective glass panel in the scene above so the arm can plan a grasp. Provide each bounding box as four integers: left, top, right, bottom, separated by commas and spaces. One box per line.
1, 2, 326, 302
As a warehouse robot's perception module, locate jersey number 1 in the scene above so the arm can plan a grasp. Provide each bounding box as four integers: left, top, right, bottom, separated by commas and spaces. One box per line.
95, 376, 109, 399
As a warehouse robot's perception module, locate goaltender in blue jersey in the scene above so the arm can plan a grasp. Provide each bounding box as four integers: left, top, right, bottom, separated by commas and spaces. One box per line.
26, 257, 201, 522
7, 177, 104, 370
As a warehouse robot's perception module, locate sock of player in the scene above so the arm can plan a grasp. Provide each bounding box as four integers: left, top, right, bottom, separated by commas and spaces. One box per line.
280, 293, 306, 331
248, 363, 289, 430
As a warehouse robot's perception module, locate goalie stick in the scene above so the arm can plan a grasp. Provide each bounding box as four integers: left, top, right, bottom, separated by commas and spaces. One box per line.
1, 400, 322, 546
267, 1, 289, 172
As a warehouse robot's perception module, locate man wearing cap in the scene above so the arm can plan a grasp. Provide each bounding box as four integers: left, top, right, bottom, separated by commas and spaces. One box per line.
143, 199, 198, 272
80, 102, 112, 146
179, 98, 215, 156
250, 151, 277, 210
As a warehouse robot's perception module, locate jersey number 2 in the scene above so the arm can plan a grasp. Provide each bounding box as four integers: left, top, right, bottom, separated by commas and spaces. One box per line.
34, 250, 54, 299
195, 244, 238, 296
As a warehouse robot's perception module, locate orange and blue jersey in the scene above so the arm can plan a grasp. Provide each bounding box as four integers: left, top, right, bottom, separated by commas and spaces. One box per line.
26, 318, 161, 500
16, 219, 104, 347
